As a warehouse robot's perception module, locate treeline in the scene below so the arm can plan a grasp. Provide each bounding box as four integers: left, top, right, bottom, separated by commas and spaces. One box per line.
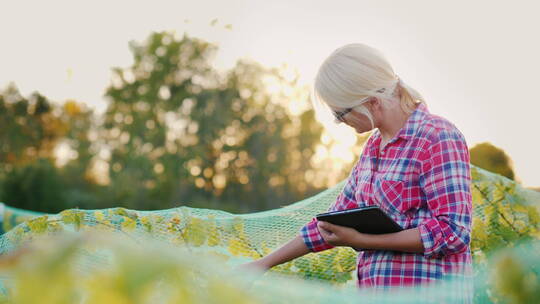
0, 31, 355, 213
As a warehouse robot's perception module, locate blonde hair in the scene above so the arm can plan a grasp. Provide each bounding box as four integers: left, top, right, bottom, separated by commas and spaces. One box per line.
312, 43, 424, 127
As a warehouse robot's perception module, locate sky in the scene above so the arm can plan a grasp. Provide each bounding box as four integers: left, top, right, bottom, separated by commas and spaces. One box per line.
1, 0, 539, 187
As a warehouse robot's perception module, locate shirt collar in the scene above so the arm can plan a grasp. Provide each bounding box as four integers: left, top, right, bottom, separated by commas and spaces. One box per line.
395, 101, 429, 140
369, 102, 429, 151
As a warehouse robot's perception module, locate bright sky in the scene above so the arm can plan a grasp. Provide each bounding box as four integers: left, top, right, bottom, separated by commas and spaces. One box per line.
1, 0, 539, 187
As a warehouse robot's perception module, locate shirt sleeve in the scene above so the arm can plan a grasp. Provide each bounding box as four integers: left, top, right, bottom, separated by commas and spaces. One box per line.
298, 161, 361, 253
418, 128, 473, 259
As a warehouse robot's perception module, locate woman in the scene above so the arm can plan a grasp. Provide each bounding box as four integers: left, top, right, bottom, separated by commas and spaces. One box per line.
240, 44, 473, 298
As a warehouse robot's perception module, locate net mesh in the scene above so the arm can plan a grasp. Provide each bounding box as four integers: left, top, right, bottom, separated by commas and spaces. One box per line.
0, 165, 539, 303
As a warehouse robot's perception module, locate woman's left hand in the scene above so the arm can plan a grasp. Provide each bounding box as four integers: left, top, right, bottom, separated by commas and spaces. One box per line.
317, 221, 363, 247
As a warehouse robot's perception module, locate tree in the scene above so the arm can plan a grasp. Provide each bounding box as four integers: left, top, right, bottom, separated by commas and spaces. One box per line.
0, 85, 101, 211
102, 31, 328, 212
1, 158, 68, 213
0, 31, 355, 213
470, 142, 515, 180
0, 84, 67, 169
57, 100, 105, 209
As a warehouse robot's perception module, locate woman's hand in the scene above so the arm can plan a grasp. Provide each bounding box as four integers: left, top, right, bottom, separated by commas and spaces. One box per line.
234, 234, 310, 275
317, 221, 363, 248
319, 221, 425, 253
236, 259, 270, 274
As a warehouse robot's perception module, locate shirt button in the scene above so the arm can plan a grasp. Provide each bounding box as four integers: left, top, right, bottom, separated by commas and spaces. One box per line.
449, 236, 456, 241
381, 151, 385, 155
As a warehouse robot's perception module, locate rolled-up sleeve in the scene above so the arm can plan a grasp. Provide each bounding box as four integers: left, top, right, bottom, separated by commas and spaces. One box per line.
418, 129, 472, 259
299, 218, 335, 252
298, 161, 360, 253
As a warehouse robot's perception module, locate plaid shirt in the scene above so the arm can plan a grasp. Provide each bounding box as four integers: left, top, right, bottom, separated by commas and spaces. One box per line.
300, 102, 473, 290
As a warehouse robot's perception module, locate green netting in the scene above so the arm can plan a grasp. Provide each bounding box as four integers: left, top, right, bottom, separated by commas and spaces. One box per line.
0, 205, 47, 235
0, 165, 539, 303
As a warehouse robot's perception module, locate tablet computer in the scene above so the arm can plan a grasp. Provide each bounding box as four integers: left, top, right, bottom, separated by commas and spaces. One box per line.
316, 206, 403, 234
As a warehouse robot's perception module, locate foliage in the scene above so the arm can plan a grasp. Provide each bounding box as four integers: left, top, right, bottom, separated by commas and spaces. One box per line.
470, 142, 515, 180
102, 31, 328, 211
470, 167, 540, 263
0, 31, 345, 213
1, 166, 540, 302
3, 166, 540, 284
0, 233, 260, 304
0, 86, 101, 212
1, 159, 68, 213
0, 85, 66, 167
489, 243, 540, 304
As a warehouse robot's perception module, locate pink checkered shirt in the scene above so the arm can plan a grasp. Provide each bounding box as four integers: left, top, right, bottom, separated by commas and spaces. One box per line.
300, 102, 473, 291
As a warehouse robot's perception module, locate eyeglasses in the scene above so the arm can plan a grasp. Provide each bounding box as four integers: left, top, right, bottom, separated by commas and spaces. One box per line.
332, 108, 353, 124
331, 95, 377, 124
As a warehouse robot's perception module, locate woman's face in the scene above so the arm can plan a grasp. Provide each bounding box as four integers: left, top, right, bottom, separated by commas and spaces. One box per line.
342, 110, 374, 134
330, 100, 377, 134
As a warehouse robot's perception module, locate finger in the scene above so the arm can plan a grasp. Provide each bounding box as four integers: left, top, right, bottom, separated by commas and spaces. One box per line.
318, 225, 328, 236
318, 221, 336, 232
322, 232, 337, 245
318, 224, 331, 236
318, 226, 332, 240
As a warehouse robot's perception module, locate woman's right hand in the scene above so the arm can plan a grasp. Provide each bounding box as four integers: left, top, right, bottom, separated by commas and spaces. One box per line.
236, 259, 271, 274
234, 235, 309, 276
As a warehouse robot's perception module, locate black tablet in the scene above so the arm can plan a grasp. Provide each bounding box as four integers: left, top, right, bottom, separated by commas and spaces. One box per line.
316, 206, 403, 234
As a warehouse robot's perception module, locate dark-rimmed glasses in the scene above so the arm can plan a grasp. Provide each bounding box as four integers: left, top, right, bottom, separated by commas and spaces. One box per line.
333, 108, 353, 123
331, 95, 377, 124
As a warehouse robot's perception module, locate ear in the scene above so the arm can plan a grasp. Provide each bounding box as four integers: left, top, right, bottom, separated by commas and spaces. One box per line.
366, 97, 381, 111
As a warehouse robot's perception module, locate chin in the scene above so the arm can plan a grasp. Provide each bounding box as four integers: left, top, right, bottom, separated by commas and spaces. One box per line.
354, 127, 371, 134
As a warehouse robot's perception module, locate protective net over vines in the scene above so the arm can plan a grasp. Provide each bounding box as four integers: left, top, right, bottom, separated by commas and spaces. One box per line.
0, 165, 539, 303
